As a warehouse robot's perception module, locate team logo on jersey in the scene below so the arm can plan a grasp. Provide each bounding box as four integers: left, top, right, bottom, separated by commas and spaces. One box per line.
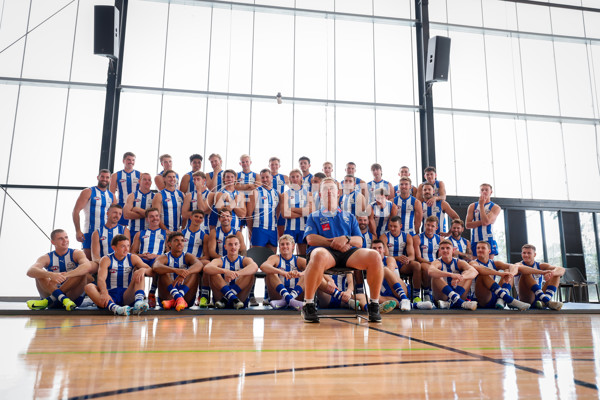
100, 235, 107, 241
50, 266, 59, 272
406, 204, 414, 211
93, 196, 101, 201
67, 262, 76, 270
119, 179, 127, 183
165, 198, 172, 203
321, 223, 331, 231
343, 215, 350, 224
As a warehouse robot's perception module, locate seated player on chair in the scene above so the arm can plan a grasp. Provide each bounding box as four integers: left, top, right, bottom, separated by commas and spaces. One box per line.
300, 177, 385, 323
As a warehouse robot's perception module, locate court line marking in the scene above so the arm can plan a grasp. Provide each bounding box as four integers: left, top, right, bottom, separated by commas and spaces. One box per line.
63, 359, 491, 400
334, 318, 599, 391
24, 345, 594, 356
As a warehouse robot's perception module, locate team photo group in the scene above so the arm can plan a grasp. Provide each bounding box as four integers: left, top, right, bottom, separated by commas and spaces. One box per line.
25, 151, 565, 323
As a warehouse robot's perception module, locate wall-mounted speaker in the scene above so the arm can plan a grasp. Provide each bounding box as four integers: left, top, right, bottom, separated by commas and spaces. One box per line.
94, 6, 120, 59
426, 36, 451, 83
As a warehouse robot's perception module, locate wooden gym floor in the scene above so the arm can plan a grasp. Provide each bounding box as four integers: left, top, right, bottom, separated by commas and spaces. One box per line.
2, 310, 599, 399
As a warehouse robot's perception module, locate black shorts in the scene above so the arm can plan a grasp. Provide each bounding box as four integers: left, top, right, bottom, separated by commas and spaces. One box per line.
307, 247, 360, 270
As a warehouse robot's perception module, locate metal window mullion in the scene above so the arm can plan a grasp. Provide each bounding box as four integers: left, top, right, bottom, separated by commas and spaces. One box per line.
0, 0, 33, 242
52, 0, 81, 234
202, 5, 214, 168
155, 1, 172, 176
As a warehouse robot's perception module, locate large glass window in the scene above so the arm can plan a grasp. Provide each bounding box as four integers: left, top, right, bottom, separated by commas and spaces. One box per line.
543, 211, 563, 267
526, 210, 545, 261
581, 212, 599, 302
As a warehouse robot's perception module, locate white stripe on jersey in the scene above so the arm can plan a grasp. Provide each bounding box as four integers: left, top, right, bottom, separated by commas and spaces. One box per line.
471, 202, 496, 243
129, 189, 155, 232
284, 188, 309, 231
252, 186, 279, 230
106, 253, 134, 290
84, 187, 114, 234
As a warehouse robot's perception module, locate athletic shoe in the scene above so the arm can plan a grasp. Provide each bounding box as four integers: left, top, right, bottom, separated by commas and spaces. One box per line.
249, 296, 258, 307
147, 292, 156, 308
436, 300, 451, 309
461, 301, 478, 311
400, 299, 411, 311
198, 297, 209, 308
132, 300, 149, 315
534, 300, 545, 309
62, 298, 77, 311
262, 299, 271, 307
415, 301, 433, 310
27, 299, 49, 310
215, 300, 227, 309
413, 296, 422, 303
288, 298, 303, 311
508, 298, 531, 311
114, 305, 131, 316
423, 294, 432, 302
162, 299, 175, 310
367, 302, 382, 322
495, 298, 506, 310
269, 298, 287, 310
301, 303, 319, 323
79, 296, 95, 308
547, 300, 563, 311
175, 297, 188, 312
379, 300, 397, 314
233, 299, 245, 310
348, 300, 361, 310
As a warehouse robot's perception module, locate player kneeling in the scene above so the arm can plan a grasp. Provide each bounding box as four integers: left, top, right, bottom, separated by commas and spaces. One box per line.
85, 235, 154, 316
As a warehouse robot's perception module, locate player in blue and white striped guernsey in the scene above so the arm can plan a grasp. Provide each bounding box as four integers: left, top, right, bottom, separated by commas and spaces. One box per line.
428, 240, 478, 310
154, 154, 179, 191
393, 166, 418, 198
260, 234, 307, 310
132, 208, 167, 267
413, 216, 442, 302
206, 209, 246, 259
205, 235, 259, 309
73, 169, 115, 260
466, 183, 502, 258
394, 176, 423, 235
369, 188, 398, 238
153, 232, 205, 311
26, 229, 94, 311
269, 157, 288, 195
281, 169, 311, 256
152, 170, 185, 232
236, 154, 258, 230
367, 163, 395, 203
85, 234, 153, 316
299, 156, 313, 193
345, 162, 368, 197
247, 169, 280, 250
109, 152, 140, 226
210, 169, 246, 230
469, 241, 530, 311
416, 166, 446, 205
339, 175, 368, 218
371, 240, 432, 311
132, 207, 167, 308
516, 244, 564, 310
182, 171, 211, 231
421, 182, 459, 235
91, 204, 129, 262
123, 172, 155, 241
179, 154, 203, 194
379, 216, 423, 302
207, 153, 225, 192
448, 219, 474, 261
182, 210, 212, 307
